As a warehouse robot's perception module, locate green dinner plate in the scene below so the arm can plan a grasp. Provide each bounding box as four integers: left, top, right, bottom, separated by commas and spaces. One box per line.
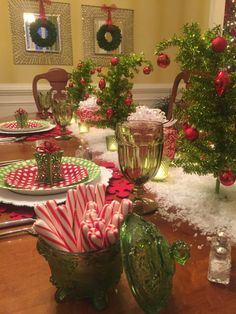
0, 157, 101, 196
0, 120, 50, 133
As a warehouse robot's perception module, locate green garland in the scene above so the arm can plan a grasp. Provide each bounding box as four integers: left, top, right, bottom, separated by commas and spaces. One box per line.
96, 24, 122, 51
30, 18, 57, 48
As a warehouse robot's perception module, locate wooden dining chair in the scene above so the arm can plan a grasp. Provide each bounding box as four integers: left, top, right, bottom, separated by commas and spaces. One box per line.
166, 70, 190, 120
32, 68, 71, 112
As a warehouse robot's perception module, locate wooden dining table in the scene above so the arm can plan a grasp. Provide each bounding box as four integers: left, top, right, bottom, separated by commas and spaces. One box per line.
0, 114, 235, 314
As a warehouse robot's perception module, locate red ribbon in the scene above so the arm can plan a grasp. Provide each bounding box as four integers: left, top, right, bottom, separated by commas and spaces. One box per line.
101, 4, 117, 26
36, 140, 61, 154
15, 108, 28, 115
38, 0, 51, 24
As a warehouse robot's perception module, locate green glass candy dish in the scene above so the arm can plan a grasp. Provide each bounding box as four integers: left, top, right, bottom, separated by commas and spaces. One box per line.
37, 239, 122, 311
120, 213, 190, 314
37, 213, 190, 313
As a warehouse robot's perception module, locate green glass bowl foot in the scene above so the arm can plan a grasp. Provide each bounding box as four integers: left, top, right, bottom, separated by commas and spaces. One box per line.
55, 288, 73, 303
92, 291, 108, 311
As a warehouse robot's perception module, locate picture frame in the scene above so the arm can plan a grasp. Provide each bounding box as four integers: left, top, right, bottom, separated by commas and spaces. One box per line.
8, 0, 73, 65
81, 5, 134, 66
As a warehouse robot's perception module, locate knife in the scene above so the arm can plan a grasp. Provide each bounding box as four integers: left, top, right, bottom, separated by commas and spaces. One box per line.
0, 218, 36, 229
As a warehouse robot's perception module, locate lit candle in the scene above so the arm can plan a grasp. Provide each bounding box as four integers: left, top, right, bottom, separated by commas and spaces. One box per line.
106, 135, 118, 151
79, 122, 90, 133
152, 158, 171, 181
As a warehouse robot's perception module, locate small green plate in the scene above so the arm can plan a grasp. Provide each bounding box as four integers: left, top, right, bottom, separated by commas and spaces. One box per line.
0, 157, 101, 196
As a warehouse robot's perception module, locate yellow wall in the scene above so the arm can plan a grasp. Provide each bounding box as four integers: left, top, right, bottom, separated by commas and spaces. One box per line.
1, 0, 210, 84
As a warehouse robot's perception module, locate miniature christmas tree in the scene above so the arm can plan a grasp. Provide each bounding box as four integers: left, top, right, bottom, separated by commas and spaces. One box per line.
155, 23, 236, 193
92, 53, 153, 130
67, 60, 96, 107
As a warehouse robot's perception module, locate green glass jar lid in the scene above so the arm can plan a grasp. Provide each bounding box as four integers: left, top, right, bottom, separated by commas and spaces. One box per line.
120, 213, 190, 314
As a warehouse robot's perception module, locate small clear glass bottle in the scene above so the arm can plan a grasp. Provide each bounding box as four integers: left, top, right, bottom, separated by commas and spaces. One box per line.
207, 231, 231, 285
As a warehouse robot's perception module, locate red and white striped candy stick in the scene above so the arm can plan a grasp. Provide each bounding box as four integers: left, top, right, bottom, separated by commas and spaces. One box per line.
34, 203, 59, 236
34, 219, 70, 252
73, 209, 82, 251
93, 217, 106, 239
86, 184, 95, 202
46, 204, 76, 252
65, 189, 77, 228
95, 183, 106, 212
76, 184, 87, 214
110, 200, 120, 214
103, 224, 118, 247
110, 212, 124, 228
99, 203, 113, 225
80, 220, 93, 252
118, 199, 133, 216
87, 227, 103, 250
56, 206, 78, 252
84, 209, 98, 223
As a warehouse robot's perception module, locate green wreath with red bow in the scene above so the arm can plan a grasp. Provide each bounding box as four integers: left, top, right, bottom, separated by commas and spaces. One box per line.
96, 24, 122, 51
29, 18, 57, 48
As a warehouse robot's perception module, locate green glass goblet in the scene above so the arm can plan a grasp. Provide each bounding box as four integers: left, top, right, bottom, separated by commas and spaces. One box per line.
52, 99, 73, 140
115, 120, 163, 215
38, 91, 52, 119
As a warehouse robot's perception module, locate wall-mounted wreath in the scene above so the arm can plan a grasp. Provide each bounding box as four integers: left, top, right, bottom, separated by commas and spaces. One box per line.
96, 24, 122, 51
29, 18, 57, 48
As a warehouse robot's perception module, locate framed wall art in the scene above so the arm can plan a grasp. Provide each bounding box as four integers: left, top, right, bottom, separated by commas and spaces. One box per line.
81, 5, 134, 66
8, 0, 73, 65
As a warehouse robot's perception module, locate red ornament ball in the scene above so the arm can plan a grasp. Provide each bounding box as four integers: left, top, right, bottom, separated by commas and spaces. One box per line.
90, 69, 96, 75
96, 67, 102, 73
143, 66, 152, 75
96, 98, 103, 106
219, 170, 236, 186
124, 97, 132, 106
157, 53, 170, 68
106, 107, 113, 119
214, 69, 230, 96
99, 78, 106, 90
111, 57, 119, 66
80, 78, 86, 85
211, 36, 227, 52
184, 126, 199, 141
84, 92, 89, 100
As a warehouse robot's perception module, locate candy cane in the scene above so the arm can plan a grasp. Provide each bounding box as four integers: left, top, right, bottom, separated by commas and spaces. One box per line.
86, 184, 95, 202
95, 183, 106, 212
76, 184, 87, 214
34, 203, 59, 236
99, 203, 112, 225
93, 218, 106, 239
46, 205, 76, 252
110, 212, 124, 228
56, 206, 78, 252
110, 200, 120, 214
87, 227, 103, 250
34, 219, 70, 252
80, 220, 93, 252
103, 224, 118, 247
118, 199, 133, 216
65, 189, 77, 228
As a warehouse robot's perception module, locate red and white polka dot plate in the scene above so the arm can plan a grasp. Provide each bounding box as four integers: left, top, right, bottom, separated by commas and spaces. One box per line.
5, 163, 89, 190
